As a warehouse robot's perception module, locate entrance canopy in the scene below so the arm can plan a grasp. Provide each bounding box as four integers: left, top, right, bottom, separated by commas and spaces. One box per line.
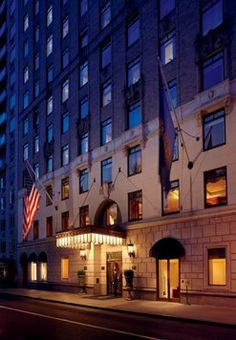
149, 237, 185, 259
56, 226, 126, 248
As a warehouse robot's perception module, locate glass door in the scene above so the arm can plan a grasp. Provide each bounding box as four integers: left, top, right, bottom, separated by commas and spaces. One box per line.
158, 259, 180, 300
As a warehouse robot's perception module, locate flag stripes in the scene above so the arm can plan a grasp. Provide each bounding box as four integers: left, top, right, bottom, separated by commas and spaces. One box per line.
23, 183, 40, 241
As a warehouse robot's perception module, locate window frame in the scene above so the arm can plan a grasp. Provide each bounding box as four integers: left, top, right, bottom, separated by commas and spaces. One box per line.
102, 80, 112, 107
101, 157, 112, 185
61, 177, 69, 200
160, 32, 176, 65
80, 205, 89, 227
204, 166, 227, 208
201, 0, 223, 36
128, 145, 142, 177
208, 247, 226, 286
202, 109, 226, 151
202, 51, 224, 91
79, 168, 88, 194
128, 190, 143, 221
127, 16, 140, 47
128, 101, 142, 129
162, 179, 180, 215
61, 144, 69, 166
101, 118, 112, 146
100, 2, 111, 30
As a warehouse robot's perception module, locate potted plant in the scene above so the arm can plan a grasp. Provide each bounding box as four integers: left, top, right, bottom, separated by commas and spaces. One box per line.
124, 269, 134, 299
77, 269, 86, 291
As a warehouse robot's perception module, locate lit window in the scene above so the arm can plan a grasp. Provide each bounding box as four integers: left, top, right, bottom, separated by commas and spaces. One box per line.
162, 180, 180, 215
101, 158, 112, 184
23, 143, 29, 160
61, 257, 69, 279
30, 262, 37, 281
40, 262, 47, 281
80, 61, 88, 87
127, 17, 139, 46
80, 97, 88, 118
62, 79, 69, 102
128, 190, 142, 221
202, 0, 223, 36
104, 203, 117, 226
61, 211, 69, 231
61, 177, 69, 200
47, 35, 53, 57
23, 117, 29, 136
202, 51, 224, 90
46, 186, 53, 206
204, 167, 227, 208
46, 216, 53, 237
80, 206, 89, 227
79, 169, 88, 194
62, 16, 69, 38
46, 155, 53, 172
101, 43, 111, 68
168, 79, 177, 108
161, 32, 176, 64
128, 59, 140, 86
34, 135, 39, 154
24, 13, 29, 32
80, 0, 88, 16
34, 163, 39, 180
102, 81, 112, 106
47, 124, 53, 143
61, 144, 69, 166
128, 145, 142, 176
101, 118, 112, 145
62, 48, 69, 68
23, 66, 29, 84
159, 0, 175, 19
128, 102, 142, 129
208, 248, 226, 285
80, 133, 88, 155
47, 95, 53, 115
101, 2, 111, 30
80, 29, 88, 48
203, 109, 225, 150
62, 112, 69, 134
47, 5, 53, 27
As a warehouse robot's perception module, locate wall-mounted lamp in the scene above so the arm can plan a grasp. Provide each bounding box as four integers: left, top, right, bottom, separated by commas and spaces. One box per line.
80, 249, 86, 260
127, 242, 135, 258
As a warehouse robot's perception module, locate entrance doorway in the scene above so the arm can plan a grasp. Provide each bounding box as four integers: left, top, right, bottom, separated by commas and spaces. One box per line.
158, 259, 180, 300
106, 252, 122, 296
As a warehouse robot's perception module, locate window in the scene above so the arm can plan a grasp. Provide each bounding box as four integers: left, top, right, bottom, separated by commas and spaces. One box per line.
10, 94, 16, 110
80, 29, 88, 49
62, 79, 69, 102
34, 52, 39, 70
62, 48, 69, 68
204, 167, 227, 208
161, 32, 176, 64
47, 35, 53, 57
159, 0, 175, 19
34, 80, 40, 97
46, 216, 53, 237
47, 5, 53, 27
80, 205, 89, 227
168, 79, 177, 108
202, 51, 224, 90
40, 262, 47, 281
128, 59, 140, 86
128, 102, 142, 129
208, 248, 226, 285
80, 133, 88, 154
46, 185, 53, 206
47, 95, 53, 115
128, 145, 142, 176
127, 17, 140, 46
61, 211, 69, 231
61, 258, 69, 279
47, 65, 53, 83
79, 169, 88, 194
202, 0, 223, 36
162, 180, 180, 214
128, 190, 142, 221
61, 144, 69, 166
47, 124, 53, 143
23, 117, 29, 136
203, 109, 225, 150
80, 97, 88, 118
23, 13, 29, 31
35, 0, 39, 15
23, 40, 29, 57
101, 118, 112, 145
62, 112, 69, 134
23, 143, 29, 160
101, 2, 111, 29
61, 177, 69, 200
34, 163, 39, 179
35, 25, 39, 42
62, 16, 69, 38
80, 0, 88, 16
80, 62, 88, 87
102, 80, 112, 106
33, 220, 39, 240
101, 43, 111, 69
173, 132, 179, 161
30, 261, 37, 281
101, 158, 112, 184
33, 109, 39, 129
23, 66, 29, 84
46, 155, 53, 172
103, 203, 117, 226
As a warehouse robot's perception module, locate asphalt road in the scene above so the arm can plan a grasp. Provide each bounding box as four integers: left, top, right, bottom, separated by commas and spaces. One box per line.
0, 295, 236, 339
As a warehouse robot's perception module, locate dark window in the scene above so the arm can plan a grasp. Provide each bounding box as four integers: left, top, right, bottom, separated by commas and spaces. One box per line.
80, 205, 89, 227
61, 144, 69, 166
23, 117, 29, 136
33, 108, 39, 128
23, 40, 29, 57
80, 133, 88, 155
47, 95, 53, 115
208, 247, 226, 285
168, 79, 177, 108
80, 29, 88, 48
34, 80, 40, 97
33, 220, 39, 240
204, 167, 227, 208
159, 0, 175, 19
202, 51, 224, 90
62, 79, 69, 102
202, 0, 223, 36
47, 124, 53, 143
173, 132, 179, 161
101, 118, 112, 145
23, 91, 29, 109
101, 43, 111, 69
46, 155, 53, 172
128, 145, 142, 176
62, 16, 69, 38
79, 169, 88, 193
203, 109, 225, 150
80, 0, 88, 16
127, 17, 140, 46
128, 59, 140, 86
62, 48, 69, 68
128, 190, 142, 221
46, 185, 53, 206
46, 216, 53, 237
62, 112, 69, 134
34, 52, 39, 70
47, 65, 53, 83
80, 61, 88, 87
101, 2, 111, 30
61, 177, 69, 200
80, 97, 88, 119
35, 25, 39, 43
128, 102, 142, 129
161, 32, 176, 65
101, 158, 112, 184
102, 80, 112, 106
162, 180, 180, 215
61, 211, 69, 231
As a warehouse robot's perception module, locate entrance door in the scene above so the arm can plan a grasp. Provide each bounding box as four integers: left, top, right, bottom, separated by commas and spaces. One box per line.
158, 259, 179, 300
107, 252, 122, 296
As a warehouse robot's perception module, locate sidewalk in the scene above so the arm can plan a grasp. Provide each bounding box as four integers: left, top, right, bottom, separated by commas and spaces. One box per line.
0, 287, 236, 327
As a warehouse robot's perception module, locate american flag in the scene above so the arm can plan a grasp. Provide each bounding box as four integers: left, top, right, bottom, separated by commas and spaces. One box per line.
23, 170, 40, 241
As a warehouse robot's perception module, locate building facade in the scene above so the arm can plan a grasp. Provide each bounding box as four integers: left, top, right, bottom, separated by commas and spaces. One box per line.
16, 0, 236, 306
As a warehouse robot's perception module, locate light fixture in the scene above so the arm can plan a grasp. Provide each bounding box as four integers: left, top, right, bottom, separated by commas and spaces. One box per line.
127, 241, 135, 258
80, 249, 86, 260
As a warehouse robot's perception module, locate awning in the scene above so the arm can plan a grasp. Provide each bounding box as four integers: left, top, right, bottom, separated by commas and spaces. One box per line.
149, 237, 185, 259
56, 226, 126, 248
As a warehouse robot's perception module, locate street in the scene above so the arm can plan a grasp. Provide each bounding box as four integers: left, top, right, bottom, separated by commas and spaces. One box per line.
0, 295, 236, 339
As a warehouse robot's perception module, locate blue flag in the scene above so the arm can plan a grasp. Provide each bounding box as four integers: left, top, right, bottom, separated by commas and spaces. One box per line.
159, 73, 176, 193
